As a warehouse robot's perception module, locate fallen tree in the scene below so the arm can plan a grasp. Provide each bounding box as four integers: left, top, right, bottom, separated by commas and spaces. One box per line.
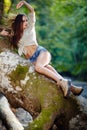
0, 39, 84, 130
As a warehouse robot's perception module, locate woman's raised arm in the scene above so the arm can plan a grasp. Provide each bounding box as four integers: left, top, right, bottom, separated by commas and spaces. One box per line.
16, 0, 34, 13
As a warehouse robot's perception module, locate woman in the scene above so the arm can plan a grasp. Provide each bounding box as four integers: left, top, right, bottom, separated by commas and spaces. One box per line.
1, 1, 83, 98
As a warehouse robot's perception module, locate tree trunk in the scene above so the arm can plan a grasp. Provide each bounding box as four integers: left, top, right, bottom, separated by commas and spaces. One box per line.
0, 0, 4, 23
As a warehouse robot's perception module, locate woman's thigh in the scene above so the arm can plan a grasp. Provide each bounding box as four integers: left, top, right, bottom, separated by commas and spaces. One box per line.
35, 51, 51, 66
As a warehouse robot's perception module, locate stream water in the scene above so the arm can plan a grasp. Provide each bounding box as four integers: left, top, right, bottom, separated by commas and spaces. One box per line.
0, 80, 87, 130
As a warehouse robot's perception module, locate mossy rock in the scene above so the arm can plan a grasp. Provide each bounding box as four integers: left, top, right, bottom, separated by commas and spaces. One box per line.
0, 49, 82, 130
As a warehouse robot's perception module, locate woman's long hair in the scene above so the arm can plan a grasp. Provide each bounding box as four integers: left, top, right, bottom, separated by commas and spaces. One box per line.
11, 14, 25, 49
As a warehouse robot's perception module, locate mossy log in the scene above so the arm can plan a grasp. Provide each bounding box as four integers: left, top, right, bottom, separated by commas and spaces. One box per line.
0, 42, 81, 130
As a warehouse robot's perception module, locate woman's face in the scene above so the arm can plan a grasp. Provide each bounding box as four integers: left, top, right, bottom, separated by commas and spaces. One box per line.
22, 15, 28, 30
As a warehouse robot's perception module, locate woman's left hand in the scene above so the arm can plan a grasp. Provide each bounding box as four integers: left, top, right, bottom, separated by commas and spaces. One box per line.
0, 29, 9, 36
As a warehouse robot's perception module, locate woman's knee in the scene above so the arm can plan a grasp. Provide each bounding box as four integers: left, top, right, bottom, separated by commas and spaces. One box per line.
35, 65, 43, 73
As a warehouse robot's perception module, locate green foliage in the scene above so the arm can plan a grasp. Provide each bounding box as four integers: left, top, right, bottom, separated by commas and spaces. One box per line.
40, 0, 87, 81
4, 0, 11, 14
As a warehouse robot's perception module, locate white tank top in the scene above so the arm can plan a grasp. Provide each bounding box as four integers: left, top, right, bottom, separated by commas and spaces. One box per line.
18, 12, 38, 56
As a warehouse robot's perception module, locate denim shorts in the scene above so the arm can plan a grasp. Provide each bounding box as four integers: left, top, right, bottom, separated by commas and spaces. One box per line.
29, 46, 47, 62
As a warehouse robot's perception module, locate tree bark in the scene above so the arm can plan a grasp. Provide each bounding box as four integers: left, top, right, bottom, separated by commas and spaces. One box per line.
0, 0, 4, 23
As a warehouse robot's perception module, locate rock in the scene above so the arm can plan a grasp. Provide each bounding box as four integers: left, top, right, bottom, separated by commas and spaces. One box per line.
0, 41, 86, 130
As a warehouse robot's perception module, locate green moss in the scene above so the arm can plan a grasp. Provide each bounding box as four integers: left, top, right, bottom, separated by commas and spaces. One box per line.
27, 108, 56, 130
9, 64, 28, 82
25, 73, 62, 105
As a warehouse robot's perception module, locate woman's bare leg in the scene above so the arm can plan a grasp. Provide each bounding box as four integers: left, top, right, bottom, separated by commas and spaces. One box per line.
34, 51, 83, 97
34, 51, 64, 83
34, 51, 71, 97
45, 64, 64, 80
